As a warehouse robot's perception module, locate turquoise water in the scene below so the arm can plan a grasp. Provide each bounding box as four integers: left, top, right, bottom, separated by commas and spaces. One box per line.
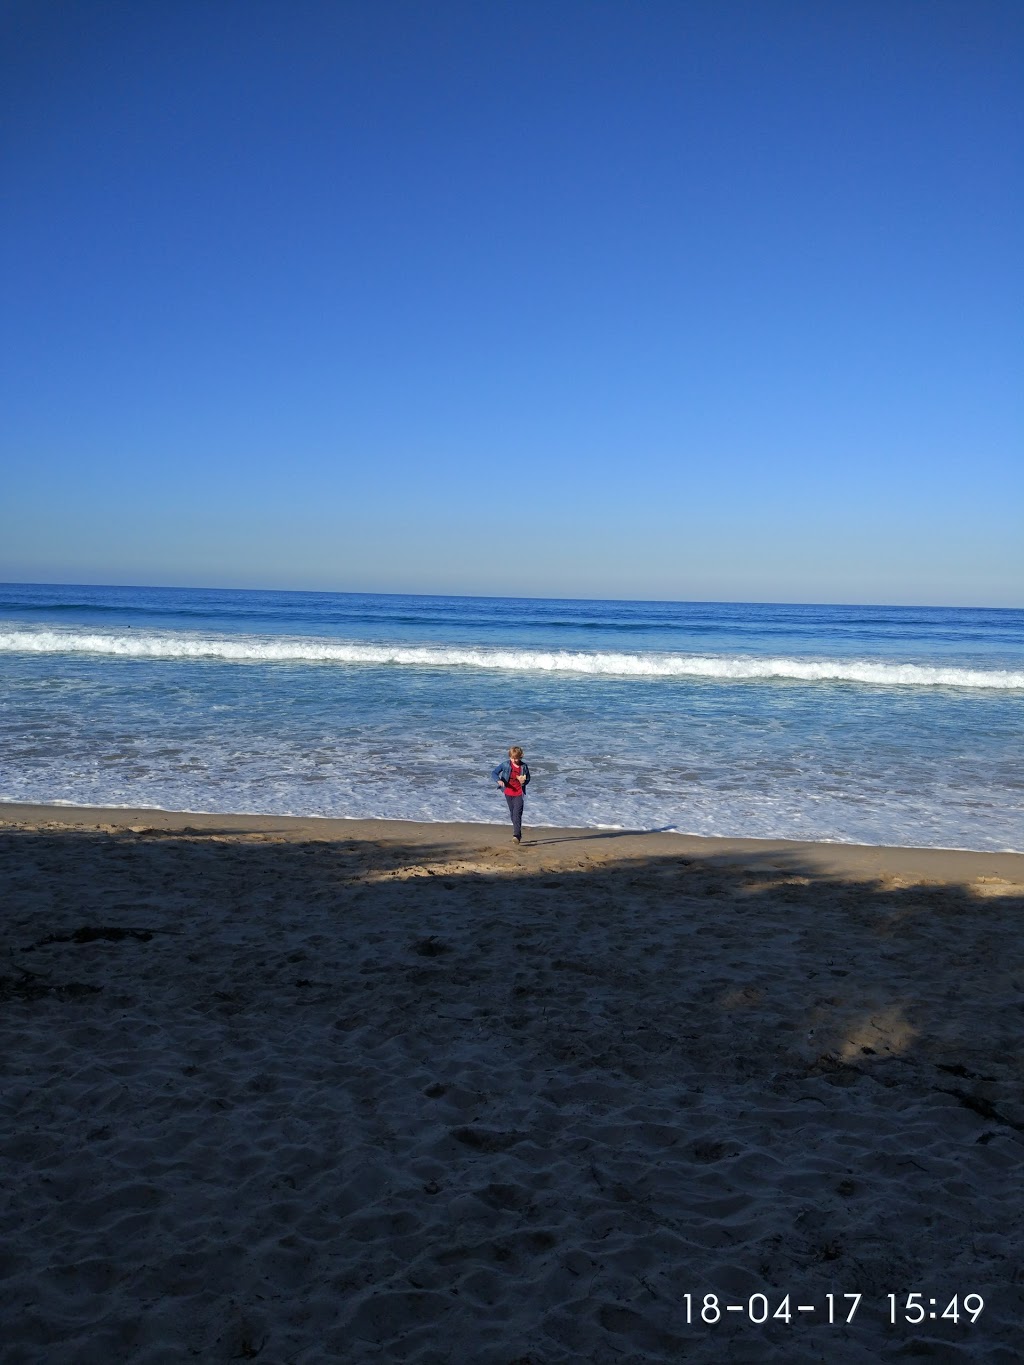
1, 583, 1021, 850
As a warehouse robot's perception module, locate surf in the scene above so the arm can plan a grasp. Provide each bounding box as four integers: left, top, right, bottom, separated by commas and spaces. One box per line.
2, 627, 1021, 689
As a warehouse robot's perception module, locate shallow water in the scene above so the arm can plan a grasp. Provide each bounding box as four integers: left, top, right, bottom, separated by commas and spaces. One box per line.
1, 584, 1021, 850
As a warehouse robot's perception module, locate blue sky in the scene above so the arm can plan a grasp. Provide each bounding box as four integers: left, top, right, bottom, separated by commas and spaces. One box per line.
2, 0, 1021, 605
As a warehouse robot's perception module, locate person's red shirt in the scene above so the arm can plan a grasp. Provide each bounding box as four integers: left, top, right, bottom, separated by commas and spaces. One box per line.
503, 762, 525, 797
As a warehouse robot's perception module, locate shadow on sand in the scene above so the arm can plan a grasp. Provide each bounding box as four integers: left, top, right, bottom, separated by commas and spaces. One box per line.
2, 823, 1022, 1362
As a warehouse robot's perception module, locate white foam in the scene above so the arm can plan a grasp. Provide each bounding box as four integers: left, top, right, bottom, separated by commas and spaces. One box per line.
1, 627, 1021, 689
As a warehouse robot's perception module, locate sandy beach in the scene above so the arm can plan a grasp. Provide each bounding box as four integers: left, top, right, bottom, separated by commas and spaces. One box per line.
2, 803, 1022, 1363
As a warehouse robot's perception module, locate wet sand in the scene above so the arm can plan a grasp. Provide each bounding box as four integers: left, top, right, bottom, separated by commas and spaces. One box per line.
2, 803, 1022, 1362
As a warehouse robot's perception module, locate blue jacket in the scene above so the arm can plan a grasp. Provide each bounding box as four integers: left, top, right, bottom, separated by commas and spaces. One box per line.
492, 758, 531, 788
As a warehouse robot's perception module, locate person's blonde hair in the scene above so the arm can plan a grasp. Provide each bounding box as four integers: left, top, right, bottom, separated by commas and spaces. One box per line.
509, 745, 524, 761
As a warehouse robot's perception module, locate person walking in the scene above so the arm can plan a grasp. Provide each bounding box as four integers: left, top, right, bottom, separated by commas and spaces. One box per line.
492, 745, 530, 844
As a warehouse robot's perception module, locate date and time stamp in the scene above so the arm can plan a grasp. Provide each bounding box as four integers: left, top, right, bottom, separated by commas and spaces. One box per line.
677, 1291, 985, 1327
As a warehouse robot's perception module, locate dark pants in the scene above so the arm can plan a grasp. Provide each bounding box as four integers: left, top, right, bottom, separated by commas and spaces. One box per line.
505, 794, 524, 839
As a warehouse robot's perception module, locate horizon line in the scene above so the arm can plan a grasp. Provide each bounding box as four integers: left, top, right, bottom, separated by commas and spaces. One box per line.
1, 578, 1021, 614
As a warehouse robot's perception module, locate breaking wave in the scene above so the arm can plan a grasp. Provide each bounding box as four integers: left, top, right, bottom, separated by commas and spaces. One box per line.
1, 628, 1021, 689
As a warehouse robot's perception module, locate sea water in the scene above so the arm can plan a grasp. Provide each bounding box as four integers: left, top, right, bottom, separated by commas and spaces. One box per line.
0, 583, 1021, 851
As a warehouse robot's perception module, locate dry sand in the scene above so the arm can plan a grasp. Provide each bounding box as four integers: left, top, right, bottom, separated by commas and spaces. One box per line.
2, 802, 1023, 1363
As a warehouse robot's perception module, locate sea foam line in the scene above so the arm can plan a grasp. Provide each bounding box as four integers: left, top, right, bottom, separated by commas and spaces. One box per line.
1, 628, 1021, 689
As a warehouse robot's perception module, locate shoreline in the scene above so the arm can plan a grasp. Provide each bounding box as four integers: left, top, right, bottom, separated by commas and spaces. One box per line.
2, 799, 1023, 886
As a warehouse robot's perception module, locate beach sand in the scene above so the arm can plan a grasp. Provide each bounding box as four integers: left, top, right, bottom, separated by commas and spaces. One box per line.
2, 803, 1022, 1363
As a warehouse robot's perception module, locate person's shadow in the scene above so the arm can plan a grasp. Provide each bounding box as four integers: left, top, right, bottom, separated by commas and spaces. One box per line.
526, 825, 679, 846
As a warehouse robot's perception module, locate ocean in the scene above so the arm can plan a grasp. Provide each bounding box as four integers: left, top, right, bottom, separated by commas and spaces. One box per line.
0, 583, 1021, 851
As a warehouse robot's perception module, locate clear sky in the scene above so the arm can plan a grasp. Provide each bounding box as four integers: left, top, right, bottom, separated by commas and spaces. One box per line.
2, 0, 1021, 605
